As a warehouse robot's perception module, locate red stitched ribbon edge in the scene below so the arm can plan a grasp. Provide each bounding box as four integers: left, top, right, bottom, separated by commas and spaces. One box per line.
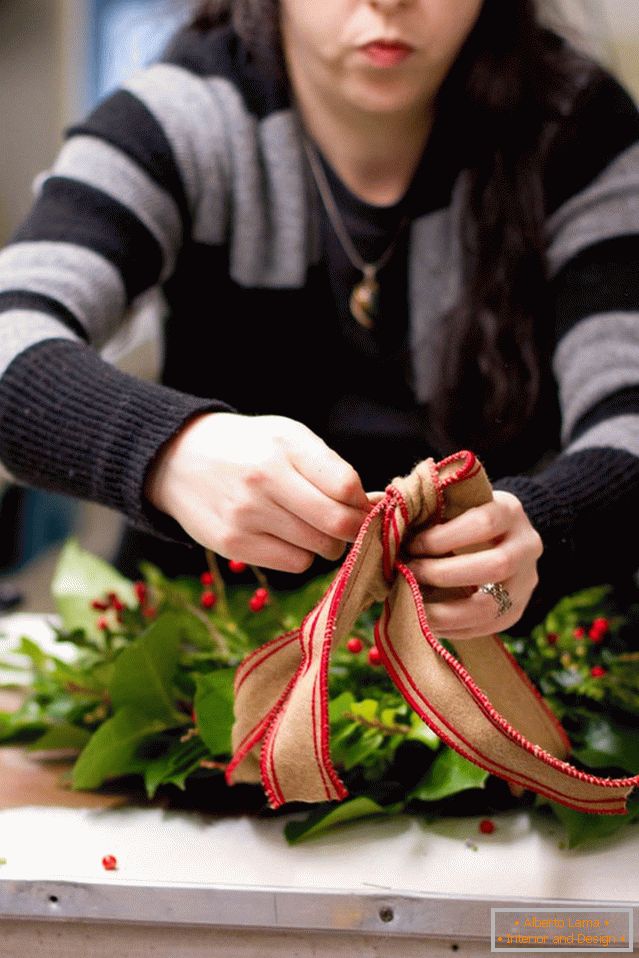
226, 452, 639, 815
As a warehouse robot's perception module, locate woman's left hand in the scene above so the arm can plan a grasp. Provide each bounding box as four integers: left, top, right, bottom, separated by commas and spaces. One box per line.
404, 491, 544, 640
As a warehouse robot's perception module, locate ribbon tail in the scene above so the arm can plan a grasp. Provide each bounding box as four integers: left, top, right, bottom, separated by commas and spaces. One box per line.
258, 503, 391, 808
226, 627, 304, 786
377, 563, 639, 816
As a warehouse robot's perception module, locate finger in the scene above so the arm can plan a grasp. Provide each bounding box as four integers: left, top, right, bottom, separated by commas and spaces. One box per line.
419, 569, 535, 640
208, 532, 318, 575
255, 496, 349, 562
272, 465, 370, 543
289, 436, 371, 513
406, 501, 509, 556
421, 587, 511, 640
406, 544, 519, 589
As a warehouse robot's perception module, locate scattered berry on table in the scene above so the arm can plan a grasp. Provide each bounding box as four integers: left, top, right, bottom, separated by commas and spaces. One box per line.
102, 855, 118, 871
479, 819, 495, 834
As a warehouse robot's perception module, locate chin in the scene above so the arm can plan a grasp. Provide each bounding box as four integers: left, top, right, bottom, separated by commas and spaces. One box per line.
347, 83, 426, 118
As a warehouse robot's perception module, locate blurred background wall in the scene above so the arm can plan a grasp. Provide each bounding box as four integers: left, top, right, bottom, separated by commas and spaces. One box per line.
0, 0, 638, 603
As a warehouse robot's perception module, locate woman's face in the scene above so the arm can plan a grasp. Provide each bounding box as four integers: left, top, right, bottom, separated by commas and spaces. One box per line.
279, 0, 484, 118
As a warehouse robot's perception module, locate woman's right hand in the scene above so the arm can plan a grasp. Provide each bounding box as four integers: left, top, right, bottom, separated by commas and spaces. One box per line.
143, 412, 373, 573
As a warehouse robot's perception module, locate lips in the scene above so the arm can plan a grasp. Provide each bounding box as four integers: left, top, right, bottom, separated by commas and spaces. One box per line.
360, 40, 414, 67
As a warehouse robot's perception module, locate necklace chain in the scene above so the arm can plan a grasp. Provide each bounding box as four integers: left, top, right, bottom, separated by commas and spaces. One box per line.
299, 131, 410, 277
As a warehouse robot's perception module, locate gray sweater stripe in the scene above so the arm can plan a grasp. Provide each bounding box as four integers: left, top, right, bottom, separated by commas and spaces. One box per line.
564, 414, 639, 459
50, 136, 183, 283
0, 241, 127, 350
546, 140, 639, 277
121, 64, 231, 243
552, 312, 639, 443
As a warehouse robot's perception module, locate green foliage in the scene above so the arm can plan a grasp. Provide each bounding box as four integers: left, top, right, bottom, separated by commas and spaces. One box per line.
193, 669, 236, 756
0, 537, 638, 850
51, 538, 137, 641
284, 796, 405, 844
408, 748, 489, 802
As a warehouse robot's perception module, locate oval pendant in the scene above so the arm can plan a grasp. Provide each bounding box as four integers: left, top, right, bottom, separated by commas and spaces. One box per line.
349, 275, 379, 330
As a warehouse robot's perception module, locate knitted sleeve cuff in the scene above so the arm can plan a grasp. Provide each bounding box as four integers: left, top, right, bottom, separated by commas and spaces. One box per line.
0, 337, 238, 547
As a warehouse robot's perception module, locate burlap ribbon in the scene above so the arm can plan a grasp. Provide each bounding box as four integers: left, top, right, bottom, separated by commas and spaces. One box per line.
225, 451, 639, 814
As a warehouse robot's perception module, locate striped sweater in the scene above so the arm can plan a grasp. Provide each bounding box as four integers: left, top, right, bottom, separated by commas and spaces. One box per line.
0, 23, 638, 632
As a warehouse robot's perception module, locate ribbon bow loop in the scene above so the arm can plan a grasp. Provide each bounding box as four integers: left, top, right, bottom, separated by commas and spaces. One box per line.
226, 451, 639, 815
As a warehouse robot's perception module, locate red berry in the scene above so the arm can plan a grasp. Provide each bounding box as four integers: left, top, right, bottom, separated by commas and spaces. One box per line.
573, 626, 585, 639
133, 581, 147, 604
346, 637, 364, 654
107, 592, 119, 605
546, 632, 558, 645
590, 665, 607, 678
229, 560, 247, 573
97, 616, 109, 631
254, 587, 269, 601
112, 598, 125, 613
249, 595, 265, 612
200, 571, 214, 586
143, 606, 157, 619
368, 646, 382, 666
91, 599, 108, 611
479, 818, 495, 834
102, 855, 117, 871
201, 591, 217, 609
589, 617, 609, 643
191, 708, 197, 725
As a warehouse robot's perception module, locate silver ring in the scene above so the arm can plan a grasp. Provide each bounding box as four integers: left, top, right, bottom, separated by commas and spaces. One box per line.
477, 582, 513, 618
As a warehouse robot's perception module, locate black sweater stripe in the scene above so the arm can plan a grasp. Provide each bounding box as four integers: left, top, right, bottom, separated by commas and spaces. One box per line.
63, 88, 192, 236
160, 22, 290, 120
544, 70, 639, 217
570, 385, 639, 443
551, 235, 639, 341
10, 177, 164, 303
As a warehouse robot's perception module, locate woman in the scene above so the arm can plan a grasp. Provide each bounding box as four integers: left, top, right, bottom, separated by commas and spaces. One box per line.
0, 0, 637, 640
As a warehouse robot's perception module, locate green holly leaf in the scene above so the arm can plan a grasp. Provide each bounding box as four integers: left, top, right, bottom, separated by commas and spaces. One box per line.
143, 735, 211, 799
546, 793, 639, 849
71, 706, 169, 789
406, 713, 440, 749
408, 747, 489, 802
193, 668, 236, 756
108, 612, 191, 726
570, 713, 639, 773
51, 538, 136, 640
26, 721, 92, 752
284, 796, 404, 844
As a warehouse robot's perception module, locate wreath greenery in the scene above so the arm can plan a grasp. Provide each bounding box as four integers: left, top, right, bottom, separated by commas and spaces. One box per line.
1, 538, 638, 848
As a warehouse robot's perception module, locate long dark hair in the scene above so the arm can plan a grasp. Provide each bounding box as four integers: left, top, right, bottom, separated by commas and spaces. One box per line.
183, 0, 596, 455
